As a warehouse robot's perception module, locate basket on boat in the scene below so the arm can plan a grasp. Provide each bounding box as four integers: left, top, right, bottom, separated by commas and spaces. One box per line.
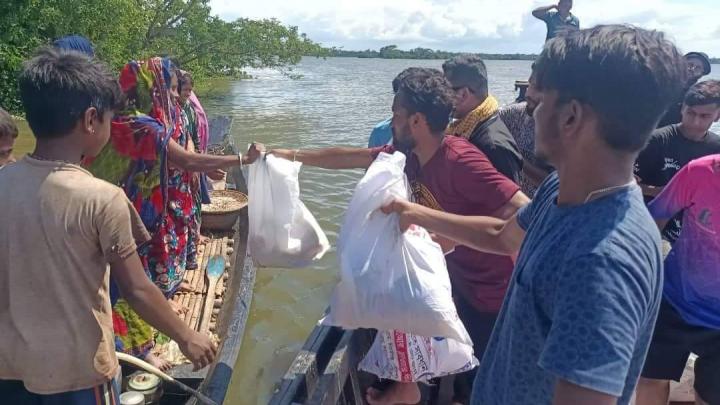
201, 190, 248, 231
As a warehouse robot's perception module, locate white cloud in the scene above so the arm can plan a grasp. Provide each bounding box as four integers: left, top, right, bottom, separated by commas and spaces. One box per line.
209, 0, 720, 56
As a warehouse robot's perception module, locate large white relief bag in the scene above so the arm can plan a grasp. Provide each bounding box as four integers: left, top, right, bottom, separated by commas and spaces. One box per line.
323, 151, 471, 344
248, 154, 330, 267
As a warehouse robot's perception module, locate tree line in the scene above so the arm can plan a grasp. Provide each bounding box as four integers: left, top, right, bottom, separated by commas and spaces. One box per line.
332, 45, 719, 64
0, 0, 328, 114
330, 45, 538, 61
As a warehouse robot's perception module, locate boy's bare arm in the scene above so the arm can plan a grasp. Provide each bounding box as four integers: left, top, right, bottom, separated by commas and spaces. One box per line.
110, 253, 217, 370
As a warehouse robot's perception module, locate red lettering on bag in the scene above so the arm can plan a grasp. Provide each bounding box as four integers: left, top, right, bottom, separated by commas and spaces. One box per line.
394, 331, 412, 382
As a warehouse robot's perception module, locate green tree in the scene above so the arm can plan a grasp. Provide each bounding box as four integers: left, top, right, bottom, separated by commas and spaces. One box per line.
0, 0, 327, 114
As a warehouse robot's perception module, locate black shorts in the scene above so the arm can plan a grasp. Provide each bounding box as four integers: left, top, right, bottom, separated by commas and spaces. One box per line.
642, 299, 720, 404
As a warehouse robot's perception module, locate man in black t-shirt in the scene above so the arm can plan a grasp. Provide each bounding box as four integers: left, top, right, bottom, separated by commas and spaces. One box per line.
635, 80, 720, 243
657, 52, 712, 128
442, 55, 523, 185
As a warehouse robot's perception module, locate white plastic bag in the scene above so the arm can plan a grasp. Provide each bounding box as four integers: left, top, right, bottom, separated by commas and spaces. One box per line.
322, 151, 471, 344
359, 330, 478, 382
247, 154, 330, 267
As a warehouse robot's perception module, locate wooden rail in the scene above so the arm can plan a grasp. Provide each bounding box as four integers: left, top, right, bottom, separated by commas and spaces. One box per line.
269, 327, 376, 405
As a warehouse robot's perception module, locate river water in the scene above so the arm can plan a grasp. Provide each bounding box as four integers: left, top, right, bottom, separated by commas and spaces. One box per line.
200, 57, 720, 404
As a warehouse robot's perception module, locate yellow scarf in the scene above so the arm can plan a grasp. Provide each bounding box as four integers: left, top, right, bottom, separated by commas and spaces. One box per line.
447, 95, 499, 139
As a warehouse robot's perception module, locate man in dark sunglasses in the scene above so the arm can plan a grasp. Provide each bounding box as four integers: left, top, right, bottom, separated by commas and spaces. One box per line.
443, 55, 523, 185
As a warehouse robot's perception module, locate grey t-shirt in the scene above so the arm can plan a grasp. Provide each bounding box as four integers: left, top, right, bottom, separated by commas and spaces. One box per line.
471, 173, 663, 405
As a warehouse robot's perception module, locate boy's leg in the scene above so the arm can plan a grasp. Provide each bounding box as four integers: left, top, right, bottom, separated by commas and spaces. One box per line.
691, 334, 720, 404
637, 299, 695, 405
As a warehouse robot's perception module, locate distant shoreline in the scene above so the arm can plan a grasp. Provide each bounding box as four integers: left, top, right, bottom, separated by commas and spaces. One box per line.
331, 55, 537, 61
325, 47, 719, 63
327, 46, 537, 61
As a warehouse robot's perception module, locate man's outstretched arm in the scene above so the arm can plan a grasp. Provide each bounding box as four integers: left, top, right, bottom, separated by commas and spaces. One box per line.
269, 147, 375, 170
382, 198, 526, 256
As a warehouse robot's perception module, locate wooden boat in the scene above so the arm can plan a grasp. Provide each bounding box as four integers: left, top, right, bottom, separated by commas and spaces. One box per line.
514, 80, 529, 102
118, 116, 256, 405
269, 326, 377, 405
269, 325, 452, 404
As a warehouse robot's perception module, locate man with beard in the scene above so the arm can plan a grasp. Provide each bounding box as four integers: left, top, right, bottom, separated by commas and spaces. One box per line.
367, 68, 426, 148
268, 67, 528, 404
657, 52, 713, 128
381, 25, 685, 405
499, 68, 554, 197
443, 55, 523, 184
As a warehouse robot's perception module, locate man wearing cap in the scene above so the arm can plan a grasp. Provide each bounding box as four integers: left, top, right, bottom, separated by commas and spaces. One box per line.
443, 55, 523, 184
658, 52, 713, 128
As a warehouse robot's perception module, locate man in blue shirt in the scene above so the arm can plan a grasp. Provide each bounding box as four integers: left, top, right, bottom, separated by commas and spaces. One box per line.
533, 0, 580, 41
382, 25, 686, 405
368, 118, 392, 148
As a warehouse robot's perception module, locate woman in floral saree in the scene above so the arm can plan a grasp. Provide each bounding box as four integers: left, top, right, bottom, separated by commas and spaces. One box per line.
85, 57, 259, 367
177, 70, 213, 270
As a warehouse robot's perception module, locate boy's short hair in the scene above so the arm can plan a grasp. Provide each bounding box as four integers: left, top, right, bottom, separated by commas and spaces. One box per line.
684, 80, 720, 108
18, 47, 124, 139
534, 25, 686, 152
0, 108, 18, 140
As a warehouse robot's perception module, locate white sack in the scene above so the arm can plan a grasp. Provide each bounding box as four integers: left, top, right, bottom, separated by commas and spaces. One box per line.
248, 154, 330, 267
322, 151, 471, 344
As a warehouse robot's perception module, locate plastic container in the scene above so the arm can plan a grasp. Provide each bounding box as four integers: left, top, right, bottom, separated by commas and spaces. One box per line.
119, 391, 145, 405
128, 372, 163, 404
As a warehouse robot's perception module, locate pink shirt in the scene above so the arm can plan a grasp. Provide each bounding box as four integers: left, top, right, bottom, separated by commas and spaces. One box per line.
649, 154, 720, 328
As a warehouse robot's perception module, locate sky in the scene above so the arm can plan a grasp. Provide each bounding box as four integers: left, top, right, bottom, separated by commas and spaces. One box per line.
209, 0, 720, 57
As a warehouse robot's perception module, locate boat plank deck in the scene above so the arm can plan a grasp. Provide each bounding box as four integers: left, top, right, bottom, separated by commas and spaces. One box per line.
154, 233, 233, 366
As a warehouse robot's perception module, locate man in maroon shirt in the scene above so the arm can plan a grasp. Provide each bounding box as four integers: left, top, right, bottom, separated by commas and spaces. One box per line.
269, 68, 528, 404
